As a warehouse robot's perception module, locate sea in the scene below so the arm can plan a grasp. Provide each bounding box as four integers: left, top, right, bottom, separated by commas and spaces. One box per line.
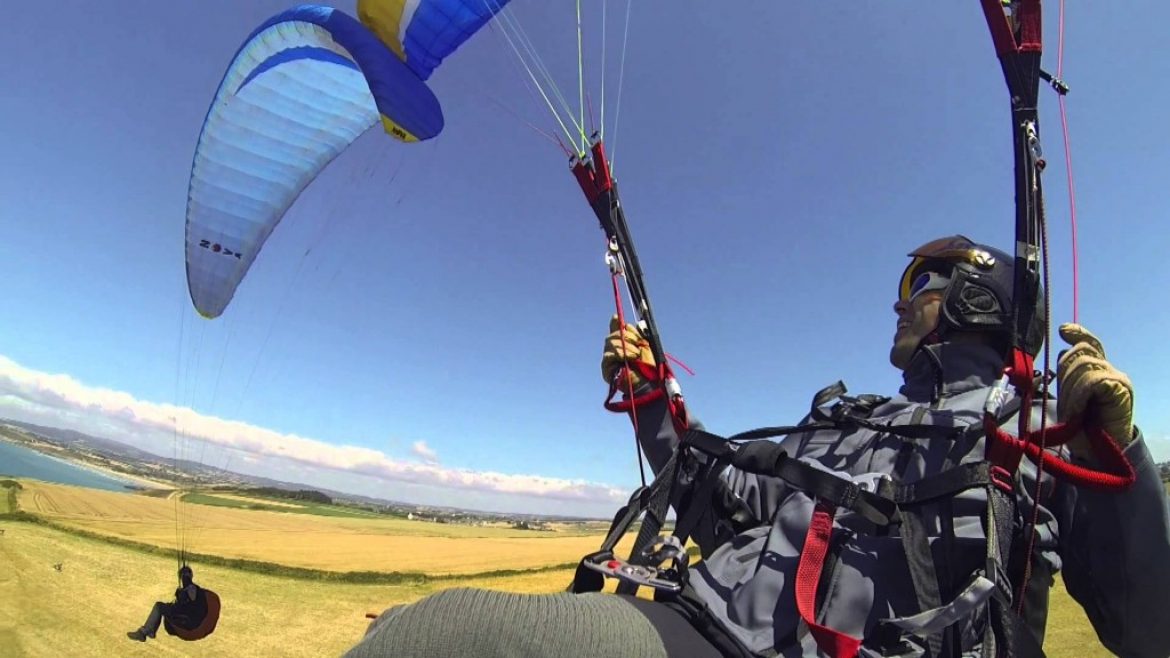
0, 440, 140, 492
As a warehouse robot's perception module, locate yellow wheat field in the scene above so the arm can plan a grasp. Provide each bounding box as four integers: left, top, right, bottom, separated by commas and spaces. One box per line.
0, 518, 592, 658
0, 517, 1112, 658
17, 481, 633, 574
2, 479, 1112, 658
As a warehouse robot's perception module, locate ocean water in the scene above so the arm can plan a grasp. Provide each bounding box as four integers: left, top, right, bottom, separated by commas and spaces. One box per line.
0, 440, 139, 492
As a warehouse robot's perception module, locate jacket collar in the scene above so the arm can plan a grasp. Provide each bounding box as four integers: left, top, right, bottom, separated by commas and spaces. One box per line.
899, 341, 1004, 402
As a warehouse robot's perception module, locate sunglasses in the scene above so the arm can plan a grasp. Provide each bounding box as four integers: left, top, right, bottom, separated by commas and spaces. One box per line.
904, 271, 951, 302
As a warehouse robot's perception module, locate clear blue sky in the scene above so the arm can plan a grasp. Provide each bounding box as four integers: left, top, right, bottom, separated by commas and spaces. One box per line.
1, 1, 1167, 516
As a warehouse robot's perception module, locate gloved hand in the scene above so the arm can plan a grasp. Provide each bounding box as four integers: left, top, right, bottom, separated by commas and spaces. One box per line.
1056, 323, 1136, 456
601, 315, 656, 389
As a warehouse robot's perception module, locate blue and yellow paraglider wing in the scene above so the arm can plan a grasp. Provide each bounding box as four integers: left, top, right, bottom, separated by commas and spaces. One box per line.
185, 5, 443, 319
358, 0, 512, 82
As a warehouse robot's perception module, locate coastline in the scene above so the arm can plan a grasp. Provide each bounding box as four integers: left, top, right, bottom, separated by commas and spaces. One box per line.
66, 456, 175, 490
0, 435, 174, 490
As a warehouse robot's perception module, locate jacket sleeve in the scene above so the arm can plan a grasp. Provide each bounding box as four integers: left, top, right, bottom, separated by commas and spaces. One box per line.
629, 393, 791, 555
629, 393, 696, 475
1057, 430, 1170, 658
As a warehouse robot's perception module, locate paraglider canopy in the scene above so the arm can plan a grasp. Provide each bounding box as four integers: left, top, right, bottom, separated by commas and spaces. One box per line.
185, 5, 445, 320
184, 3, 511, 320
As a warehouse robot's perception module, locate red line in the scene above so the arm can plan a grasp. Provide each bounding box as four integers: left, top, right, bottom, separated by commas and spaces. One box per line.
1059, 96, 1080, 324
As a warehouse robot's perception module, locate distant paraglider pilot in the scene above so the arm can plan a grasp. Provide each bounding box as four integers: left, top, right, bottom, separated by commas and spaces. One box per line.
127, 565, 220, 642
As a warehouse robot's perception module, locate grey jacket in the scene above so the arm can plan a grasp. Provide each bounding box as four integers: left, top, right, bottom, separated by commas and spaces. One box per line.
633, 342, 1170, 657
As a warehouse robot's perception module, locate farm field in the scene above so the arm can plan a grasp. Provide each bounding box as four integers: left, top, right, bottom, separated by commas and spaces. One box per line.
180, 492, 387, 519
0, 518, 592, 658
2, 480, 1114, 657
16, 481, 630, 575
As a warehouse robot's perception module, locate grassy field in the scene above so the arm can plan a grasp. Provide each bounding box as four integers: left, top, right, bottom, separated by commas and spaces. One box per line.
0, 480, 18, 514
0, 518, 1114, 658
181, 492, 386, 519
0, 518, 596, 658
2, 480, 1116, 657
17, 481, 633, 575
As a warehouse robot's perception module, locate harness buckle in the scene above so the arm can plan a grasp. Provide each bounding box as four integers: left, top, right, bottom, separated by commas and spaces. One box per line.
983, 373, 1012, 418
852, 472, 893, 494
605, 238, 622, 275
579, 536, 688, 594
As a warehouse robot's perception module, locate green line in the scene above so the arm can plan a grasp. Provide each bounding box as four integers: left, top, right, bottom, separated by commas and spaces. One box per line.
576, 0, 586, 151
493, 8, 577, 147
600, 0, 608, 140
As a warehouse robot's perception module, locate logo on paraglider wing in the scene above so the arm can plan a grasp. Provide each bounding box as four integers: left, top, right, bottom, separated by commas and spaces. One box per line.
198, 239, 243, 260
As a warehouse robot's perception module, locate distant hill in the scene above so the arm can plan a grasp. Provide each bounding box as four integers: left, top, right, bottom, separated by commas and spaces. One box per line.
0, 418, 601, 522
0, 418, 408, 497
2, 419, 163, 461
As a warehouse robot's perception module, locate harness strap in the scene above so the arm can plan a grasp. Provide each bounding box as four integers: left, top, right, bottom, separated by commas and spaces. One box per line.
881, 461, 995, 505
982, 473, 1026, 657
899, 505, 947, 657
985, 578, 1047, 658
670, 452, 737, 555
795, 500, 863, 658
617, 452, 690, 596
883, 573, 997, 641
568, 461, 675, 594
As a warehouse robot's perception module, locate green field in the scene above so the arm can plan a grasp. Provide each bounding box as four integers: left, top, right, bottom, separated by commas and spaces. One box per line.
0, 480, 18, 514
181, 492, 386, 519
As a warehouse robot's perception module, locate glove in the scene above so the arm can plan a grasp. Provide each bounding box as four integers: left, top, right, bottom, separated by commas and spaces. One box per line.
601, 315, 656, 389
1056, 323, 1136, 457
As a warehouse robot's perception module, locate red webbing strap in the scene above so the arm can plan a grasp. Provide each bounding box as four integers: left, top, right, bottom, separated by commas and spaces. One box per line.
665, 387, 690, 438
572, 161, 601, 204
591, 140, 614, 193
572, 142, 613, 205
1008, 350, 1034, 392
980, 0, 1042, 57
984, 352, 1036, 491
795, 501, 862, 658
1016, 0, 1043, 53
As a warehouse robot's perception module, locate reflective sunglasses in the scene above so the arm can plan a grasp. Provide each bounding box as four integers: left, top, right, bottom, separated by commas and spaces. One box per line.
904, 271, 951, 302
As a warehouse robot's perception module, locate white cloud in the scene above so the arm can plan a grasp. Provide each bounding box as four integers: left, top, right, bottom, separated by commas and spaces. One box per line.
0, 355, 627, 510
411, 440, 439, 465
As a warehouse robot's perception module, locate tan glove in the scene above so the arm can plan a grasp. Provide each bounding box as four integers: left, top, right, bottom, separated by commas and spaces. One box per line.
1056, 323, 1136, 456
601, 315, 656, 389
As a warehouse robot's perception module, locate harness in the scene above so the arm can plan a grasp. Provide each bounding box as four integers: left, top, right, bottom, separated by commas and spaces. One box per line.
163, 585, 221, 642
569, 379, 1136, 658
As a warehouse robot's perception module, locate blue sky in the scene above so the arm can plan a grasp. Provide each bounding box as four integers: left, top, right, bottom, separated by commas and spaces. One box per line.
1, 1, 1167, 517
